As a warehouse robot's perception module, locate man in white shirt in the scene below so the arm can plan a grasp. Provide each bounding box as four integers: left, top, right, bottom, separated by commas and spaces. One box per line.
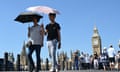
107, 45, 116, 70
28, 17, 44, 72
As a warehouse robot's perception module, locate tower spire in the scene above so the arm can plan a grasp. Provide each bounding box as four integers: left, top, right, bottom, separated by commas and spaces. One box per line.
20, 40, 28, 70
93, 25, 99, 37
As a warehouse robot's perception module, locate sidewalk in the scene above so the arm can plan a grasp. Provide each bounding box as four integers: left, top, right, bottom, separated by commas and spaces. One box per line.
2, 70, 120, 72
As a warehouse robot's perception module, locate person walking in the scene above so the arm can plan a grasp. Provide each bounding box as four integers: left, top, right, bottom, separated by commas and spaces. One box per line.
73, 51, 79, 70
99, 47, 109, 71
93, 52, 99, 69
107, 44, 116, 70
27, 17, 44, 72
80, 52, 85, 69
45, 13, 61, 72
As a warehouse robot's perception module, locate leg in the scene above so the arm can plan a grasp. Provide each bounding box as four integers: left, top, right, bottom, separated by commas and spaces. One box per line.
75, 60, 79, 70
52, 40, 58, 70
103, 63, 106, 71
96, 60, 99, 69
94, 59, 98, 69
109, 57, 115, 70
103, 66, 106, 71
47, 41, 52, 59
28, 46, 35, 72
94, 60, 96, 69
35, 45, 41, 72
51, 42, 57, 70
48, 40, 57, 71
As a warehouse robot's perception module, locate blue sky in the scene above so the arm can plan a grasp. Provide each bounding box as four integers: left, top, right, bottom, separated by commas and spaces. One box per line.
0, 0, 120, 61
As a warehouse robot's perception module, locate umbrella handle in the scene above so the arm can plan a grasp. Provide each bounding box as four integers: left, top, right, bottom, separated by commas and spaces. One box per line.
41, 13, 44, 24
41, 18, 43, 24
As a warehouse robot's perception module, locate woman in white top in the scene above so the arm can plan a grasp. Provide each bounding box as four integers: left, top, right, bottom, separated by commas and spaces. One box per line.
28, 17, 44, 72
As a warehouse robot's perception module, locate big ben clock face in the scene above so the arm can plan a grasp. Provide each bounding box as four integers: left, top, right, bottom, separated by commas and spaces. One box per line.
93, 39, 98, 45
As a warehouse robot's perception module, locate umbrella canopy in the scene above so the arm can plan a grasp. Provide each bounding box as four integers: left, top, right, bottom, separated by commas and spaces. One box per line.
14, 12, 43, 23
26, 6, 60, 14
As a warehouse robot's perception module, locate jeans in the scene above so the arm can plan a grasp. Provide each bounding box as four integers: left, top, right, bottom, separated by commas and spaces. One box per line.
47, 39, 57, 70
28, 45, 41, 71
75, 59, 79, 70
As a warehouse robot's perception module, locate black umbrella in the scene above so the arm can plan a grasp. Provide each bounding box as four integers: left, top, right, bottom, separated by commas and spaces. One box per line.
14, 12, 43, 23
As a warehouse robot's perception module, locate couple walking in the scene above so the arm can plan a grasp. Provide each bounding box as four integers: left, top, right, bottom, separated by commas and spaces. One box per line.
27, 13, 61, 72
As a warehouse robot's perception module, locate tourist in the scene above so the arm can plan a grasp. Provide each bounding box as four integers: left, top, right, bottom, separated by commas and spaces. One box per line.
27, 17, 44, 72
93, 52, 99, 69
45, 13, 61, 72
107, 44, 116, 70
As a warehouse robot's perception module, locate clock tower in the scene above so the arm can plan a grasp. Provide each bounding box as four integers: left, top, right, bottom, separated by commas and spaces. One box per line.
92, 26, 102, 56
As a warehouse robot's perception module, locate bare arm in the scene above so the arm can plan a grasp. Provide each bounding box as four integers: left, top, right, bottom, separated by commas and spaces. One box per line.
57, 29, 61, 42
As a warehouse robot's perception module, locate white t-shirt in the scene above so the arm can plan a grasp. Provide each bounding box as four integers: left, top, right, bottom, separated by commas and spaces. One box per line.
29, 25, 43, 45
107, 47, 116, 58
85, 56, 90, 63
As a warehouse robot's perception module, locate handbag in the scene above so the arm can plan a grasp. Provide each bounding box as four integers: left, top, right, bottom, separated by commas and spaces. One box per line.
25, 38, 33, 48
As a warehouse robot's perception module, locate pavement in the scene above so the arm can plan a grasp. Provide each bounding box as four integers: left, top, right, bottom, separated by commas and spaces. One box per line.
1, 70, 120, 72
40, 70, 120, 72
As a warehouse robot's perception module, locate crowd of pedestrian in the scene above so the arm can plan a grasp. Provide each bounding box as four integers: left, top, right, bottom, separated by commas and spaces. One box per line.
72, 45, 120, 71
